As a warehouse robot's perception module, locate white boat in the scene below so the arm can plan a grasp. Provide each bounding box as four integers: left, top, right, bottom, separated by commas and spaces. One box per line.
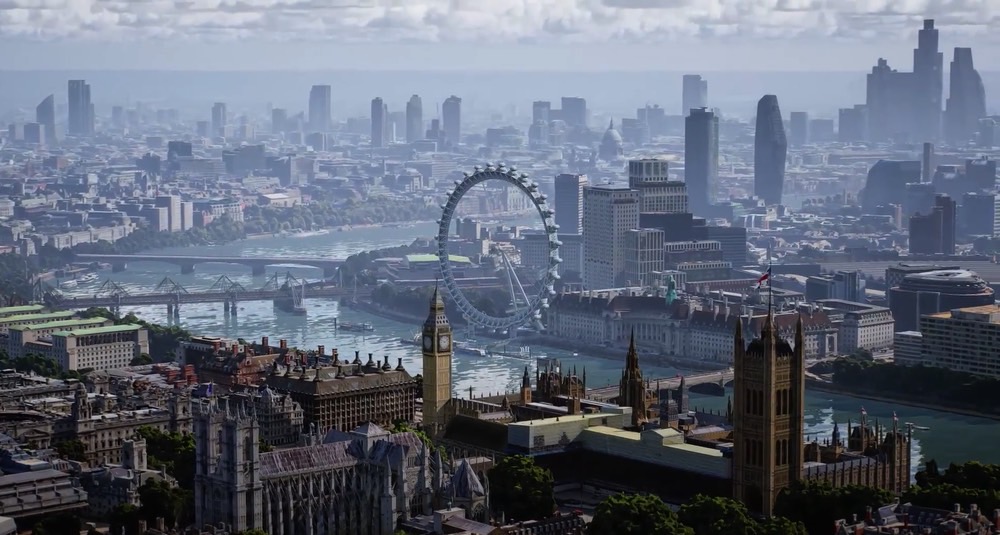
59, 279, 78, 289
78, 273, 99, 283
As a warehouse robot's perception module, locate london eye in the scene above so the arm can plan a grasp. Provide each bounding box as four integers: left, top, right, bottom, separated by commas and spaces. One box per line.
436, 163, 561, 330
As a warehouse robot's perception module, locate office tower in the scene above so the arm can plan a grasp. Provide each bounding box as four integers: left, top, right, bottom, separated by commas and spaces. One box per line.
370, 97, 388, 148
211, 103, 227, 136
909, 194, 956, 254
944, 48, 987, 146
271, 108, 287, 134
913, 19, 943, 142
155, 195, 182, 233
838, 105, 868, 142
866, 58, 915, 143
67, 80, 94, 137
405, 95, 423, 143
442, 96, 461, 147
582, 185, 639, 290
196, 121, 210, 138
978, 119, 997, 148
23, 123, 43, 144
789, 112, 809, 147
36, 94, 56, 144
554, 173, 588, 235
753, 95, 788, 206
685, 107, 719, 216
922, 142, 934, 183
681, 74, 708, 116
732, 317, 805, 516
532, 101, 551, 125
560, 97, 587, 128
627, 159, 687, 214
308, 85, 331, 132
861, 160, 921, 212
624, 228, 665, 288
960, 193, 1000, 237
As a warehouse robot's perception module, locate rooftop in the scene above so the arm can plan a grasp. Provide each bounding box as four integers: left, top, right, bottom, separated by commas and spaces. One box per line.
51, 324, 143, 337
9, 318, 110, 331
406, 253, 471, 264
0, 304, 46, 316
1, 311, 76, 324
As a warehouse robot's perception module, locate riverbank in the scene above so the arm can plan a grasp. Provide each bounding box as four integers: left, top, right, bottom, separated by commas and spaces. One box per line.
806, 379, 1000, 422
522, 334, 728, 372
246, 220, 437, 241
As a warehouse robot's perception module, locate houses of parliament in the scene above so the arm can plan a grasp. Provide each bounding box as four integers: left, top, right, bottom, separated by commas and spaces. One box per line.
423, 292, 912, 517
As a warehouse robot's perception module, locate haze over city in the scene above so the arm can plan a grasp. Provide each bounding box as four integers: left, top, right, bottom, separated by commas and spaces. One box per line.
3, 2, 1000, 535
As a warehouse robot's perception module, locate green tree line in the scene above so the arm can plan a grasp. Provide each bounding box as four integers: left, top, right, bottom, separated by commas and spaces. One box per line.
832, 356, 1000, 414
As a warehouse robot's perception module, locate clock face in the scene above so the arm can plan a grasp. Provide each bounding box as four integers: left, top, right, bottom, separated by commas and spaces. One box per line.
438, 335, 451, 351
423, 335, 433, 351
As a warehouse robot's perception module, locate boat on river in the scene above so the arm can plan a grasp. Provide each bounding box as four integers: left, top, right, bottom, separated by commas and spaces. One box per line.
338, 321, 374, 333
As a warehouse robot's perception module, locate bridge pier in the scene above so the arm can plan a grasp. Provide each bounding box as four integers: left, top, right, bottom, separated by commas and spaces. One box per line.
252, 265, 267, 276
324, 266, 337, 278
180, 263, 195, 275
224, 300, 238, 316
112, 262, 127, 273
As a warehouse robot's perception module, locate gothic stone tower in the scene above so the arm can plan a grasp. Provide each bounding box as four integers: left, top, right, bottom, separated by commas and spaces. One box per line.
194, 402, 264, 532
732, 314, 806, 516
422, 286, 452, 436
619, 330, 647, 428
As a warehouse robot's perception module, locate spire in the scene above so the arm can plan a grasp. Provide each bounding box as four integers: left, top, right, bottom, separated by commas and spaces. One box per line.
521, 365, 530, 389
608, 118, 614, 130
832, 421, 841, 446
625, 329, 638, 370
795, 313, 805, 353
424, 282, 449, 332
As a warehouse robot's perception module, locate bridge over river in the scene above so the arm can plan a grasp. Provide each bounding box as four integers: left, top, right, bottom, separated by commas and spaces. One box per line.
44, 273, 368, 317
586, 369, 735, 402
75, 253, 347, 277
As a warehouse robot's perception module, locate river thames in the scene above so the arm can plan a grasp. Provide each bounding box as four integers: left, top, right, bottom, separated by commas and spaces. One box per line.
57, 221, 1000, 472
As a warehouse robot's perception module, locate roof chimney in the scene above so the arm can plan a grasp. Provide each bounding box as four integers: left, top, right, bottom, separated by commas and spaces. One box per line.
261, 336, 269, 349
279, 339, 287, 349
231, 343, 238, 355
318, 345, 325, 356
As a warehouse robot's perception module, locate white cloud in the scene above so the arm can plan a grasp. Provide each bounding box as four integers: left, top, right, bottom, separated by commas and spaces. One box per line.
0, 0, 996, 44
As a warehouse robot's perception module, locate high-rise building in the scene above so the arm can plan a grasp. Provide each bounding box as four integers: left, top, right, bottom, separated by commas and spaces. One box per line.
405, 95, 423, 143
554, 173, 588, 235
211, 102, 227, 137
308, 85, 331, 132
944, 48, 987, 146
624, 228, 665, 288
913, 19, 944, 142
560, 97, 588, 128
370, 97, 389, 149
67, 80, 94, 137
681, 74, 708, 116
684, 107, 719, 216
909, 194, 956, 255
155, 195, 182, 233
271, 108, 287, 135
789, 112, 809, 147
960, 192, 1000, 237
582, 184, 639, 290
442, 96, 462, 147
36, 94, 56, 144
838, 105, 868, 142
732, 316, 805, 516
627, 159, 687, 214
421, 288, 452, 436
532, 101, 551, 125
754, 95, 788, 207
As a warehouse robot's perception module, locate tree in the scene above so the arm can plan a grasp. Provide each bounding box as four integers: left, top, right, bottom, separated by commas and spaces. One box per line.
138, 479, 193, 528
487, 455, 556, 522
109, 503, 140, 535
589, 493, 692, 535
130, 353, 153, 366
774, 481, 892, 535
32, 513, 82, 535
136, 426, 196, 490
677, 495, 757, 535
53, 439, 88, 462
756, 517, 809, 535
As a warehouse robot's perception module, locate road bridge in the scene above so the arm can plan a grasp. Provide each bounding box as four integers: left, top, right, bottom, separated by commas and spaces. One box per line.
75, 253, 347, 277
44, 274, 369, 317
586, 368, 734, 402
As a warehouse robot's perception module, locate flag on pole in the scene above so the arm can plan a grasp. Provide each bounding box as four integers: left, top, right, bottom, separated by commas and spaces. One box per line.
756, 267, 772, 289
861, 406, 867, 416
893, 411, 898, 422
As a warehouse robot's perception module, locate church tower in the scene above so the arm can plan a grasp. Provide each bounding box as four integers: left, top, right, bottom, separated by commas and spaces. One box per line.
618, 330, 647, 428
732, 314, 806, 516
422, 286, 452, 436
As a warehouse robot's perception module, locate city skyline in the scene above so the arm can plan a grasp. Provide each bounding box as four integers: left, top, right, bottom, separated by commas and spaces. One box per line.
0, 2, 998, 71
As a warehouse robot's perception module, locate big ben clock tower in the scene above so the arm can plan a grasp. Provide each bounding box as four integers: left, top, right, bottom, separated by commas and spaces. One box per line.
422, 286, 452, 436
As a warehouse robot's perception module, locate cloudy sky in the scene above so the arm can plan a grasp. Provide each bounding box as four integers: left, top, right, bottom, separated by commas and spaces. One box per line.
0, 0, 997, 71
